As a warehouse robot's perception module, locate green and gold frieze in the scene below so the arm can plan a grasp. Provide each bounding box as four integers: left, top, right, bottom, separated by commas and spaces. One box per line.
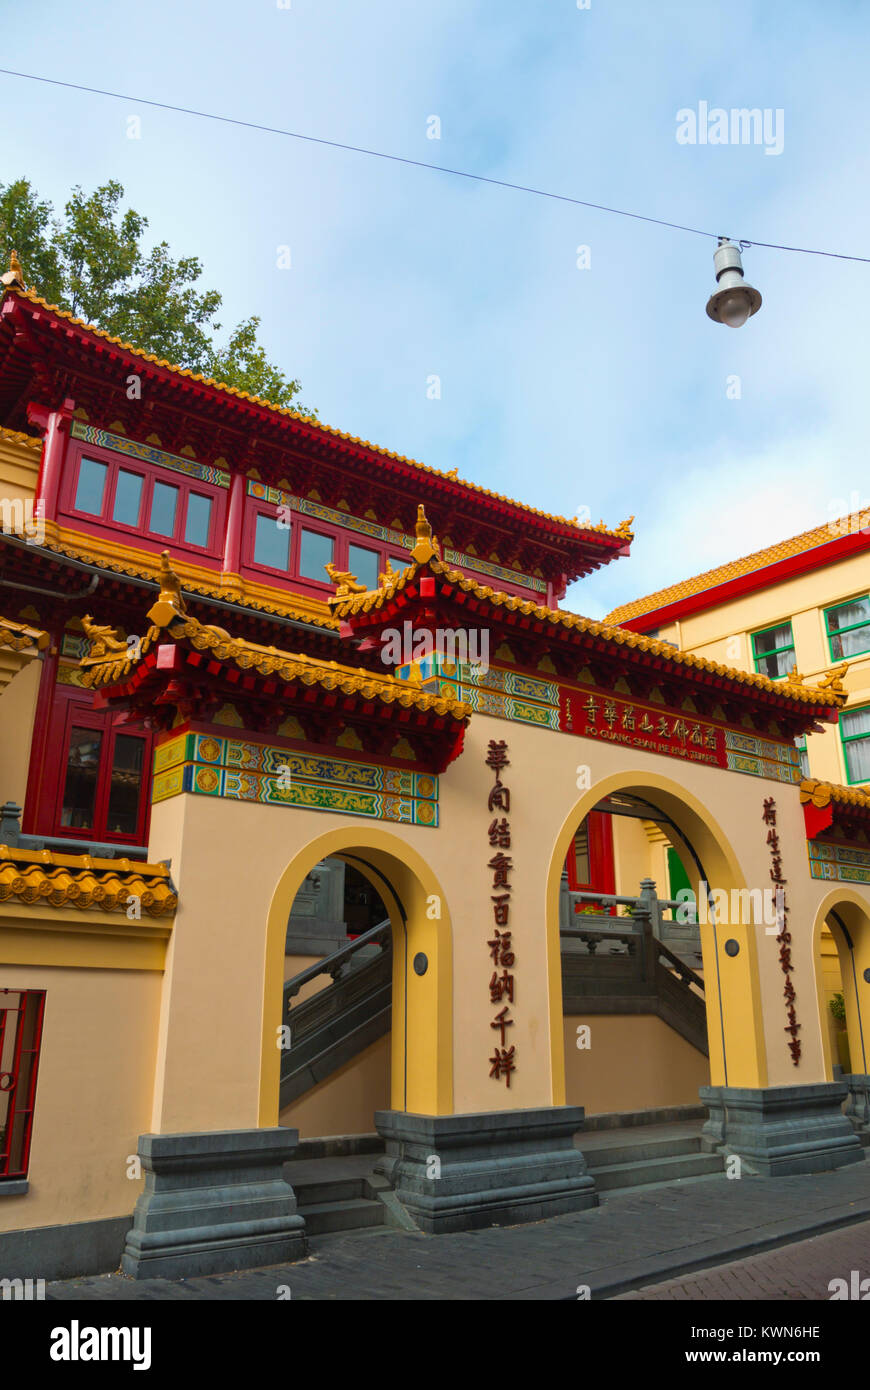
152, 731, 438, 826
399, 654, 801, 783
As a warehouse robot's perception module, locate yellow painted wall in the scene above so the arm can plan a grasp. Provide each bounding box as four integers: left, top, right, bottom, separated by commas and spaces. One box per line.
818, 927, 846, 1066
283, 953, 331, 1001
564, 1014, 709, 1113
142, 708, 862, 1142
0, 963, 162, 1234
611, 814, 657, 896
0, 433, 41, 507
0, 657, 41, 805
279, 1033, 390, 1139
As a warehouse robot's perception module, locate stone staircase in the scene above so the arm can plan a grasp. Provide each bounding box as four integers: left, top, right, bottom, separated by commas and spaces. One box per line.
284, 1153, 393, 1235
579, 1120, 726, 1193
283, 1113, 728, 1239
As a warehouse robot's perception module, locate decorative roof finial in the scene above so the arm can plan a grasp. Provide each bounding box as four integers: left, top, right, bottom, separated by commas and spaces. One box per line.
818, 661, 849, 694
80, 613, 128, 658
157, 550, 188, 614
412, 504, 440, 564
1, 250, 26, 290
324, 560, 366, 598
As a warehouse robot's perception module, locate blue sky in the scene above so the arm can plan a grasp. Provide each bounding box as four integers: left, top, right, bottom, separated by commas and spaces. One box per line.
2, 0, 868, 617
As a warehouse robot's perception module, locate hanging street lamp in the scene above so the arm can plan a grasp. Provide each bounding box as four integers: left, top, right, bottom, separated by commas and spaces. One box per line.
706, 237, 762, 327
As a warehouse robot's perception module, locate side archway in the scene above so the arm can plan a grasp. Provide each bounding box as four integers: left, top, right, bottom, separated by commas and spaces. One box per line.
259, 825, 453, 1125
811, 888, 870, 1083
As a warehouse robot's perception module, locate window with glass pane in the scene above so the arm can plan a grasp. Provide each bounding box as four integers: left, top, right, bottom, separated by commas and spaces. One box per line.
150, 480, 179, 537
299, 528, 334, 582
254, 511, 290, 570
74, 458, 108, 516
106, 735, 145, 835
752, 623, 796, 679
841, 707, 870, 784
826, 597, 870, 660
347, 543, 379, 591
795, 735, 810, 779
112, 469, 143, 527
184, 492, 213, 548
60, 728, 103, 828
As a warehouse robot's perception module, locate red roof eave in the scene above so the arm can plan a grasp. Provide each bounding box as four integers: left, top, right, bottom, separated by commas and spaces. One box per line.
619, 529, 870, 634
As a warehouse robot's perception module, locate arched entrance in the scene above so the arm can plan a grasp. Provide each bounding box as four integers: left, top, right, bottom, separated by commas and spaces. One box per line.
547, 769, 767, 1103
260, 825, 454, 1128
813, 890, 870, 1091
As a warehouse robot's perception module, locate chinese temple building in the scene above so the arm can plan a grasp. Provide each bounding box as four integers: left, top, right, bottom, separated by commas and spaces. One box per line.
1, 257, 869, 1281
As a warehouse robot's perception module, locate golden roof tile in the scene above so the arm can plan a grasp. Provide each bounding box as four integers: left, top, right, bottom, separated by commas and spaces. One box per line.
0, 425, 42, 452
0, 846, 177, 916
606, 511, 870, 625
799, 778, 870, 811
78, 569, 471, 722
332, 517, 846, 711
0, 615, 49, 652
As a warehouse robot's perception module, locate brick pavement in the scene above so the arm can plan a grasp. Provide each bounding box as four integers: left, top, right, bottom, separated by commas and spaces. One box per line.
42, 1159, 870, 1301
618, 1217, 870, 1300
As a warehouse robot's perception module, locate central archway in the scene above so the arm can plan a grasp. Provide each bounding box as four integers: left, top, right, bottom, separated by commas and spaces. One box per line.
546, 768, 767, 1100
259, 825, 454, 1126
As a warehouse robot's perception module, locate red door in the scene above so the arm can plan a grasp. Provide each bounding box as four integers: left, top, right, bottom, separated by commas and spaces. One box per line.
567, 811, 615, 913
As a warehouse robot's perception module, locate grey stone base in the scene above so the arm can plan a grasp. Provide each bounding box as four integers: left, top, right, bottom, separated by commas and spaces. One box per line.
844, 1074, 870, 1132
700, 1083, 864, 1176
374, 1105, 597, 1234
0, 1215, 131, 1281
121, 1128, 307, 1279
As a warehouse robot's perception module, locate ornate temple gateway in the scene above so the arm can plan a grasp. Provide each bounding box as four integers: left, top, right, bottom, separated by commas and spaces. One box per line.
1, 259, 869, 1280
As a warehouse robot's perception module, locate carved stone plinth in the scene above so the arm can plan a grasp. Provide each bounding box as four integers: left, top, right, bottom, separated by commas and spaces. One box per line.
374, 1106, 597, 1233
700, 1083, 864, 1176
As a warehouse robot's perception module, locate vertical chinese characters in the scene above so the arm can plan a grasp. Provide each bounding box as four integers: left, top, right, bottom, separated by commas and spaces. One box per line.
486, 739, 516, 1087
763, 796, 801, 1065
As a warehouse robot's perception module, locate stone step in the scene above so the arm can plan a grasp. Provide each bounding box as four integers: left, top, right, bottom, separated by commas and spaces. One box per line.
292, 1176, 369, 1206
589, 1150, 725, 1191
299, 1197, 387, 1235
580, 1128, 703, 1168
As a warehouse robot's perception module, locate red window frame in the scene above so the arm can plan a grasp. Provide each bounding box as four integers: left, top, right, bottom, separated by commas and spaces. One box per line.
240, 495, 541, 601
0, 989, 45, 1182
33, 684, 154, 846
567, 810, 616, 911
59, 439, 226, 562
241, 498, 394, 596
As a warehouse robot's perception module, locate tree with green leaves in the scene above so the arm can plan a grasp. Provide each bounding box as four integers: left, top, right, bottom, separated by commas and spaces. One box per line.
0, 178, 314, 414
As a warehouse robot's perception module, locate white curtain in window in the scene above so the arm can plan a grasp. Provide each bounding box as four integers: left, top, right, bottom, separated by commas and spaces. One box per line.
830, 600, 870, 631
839, 625, 870, 657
